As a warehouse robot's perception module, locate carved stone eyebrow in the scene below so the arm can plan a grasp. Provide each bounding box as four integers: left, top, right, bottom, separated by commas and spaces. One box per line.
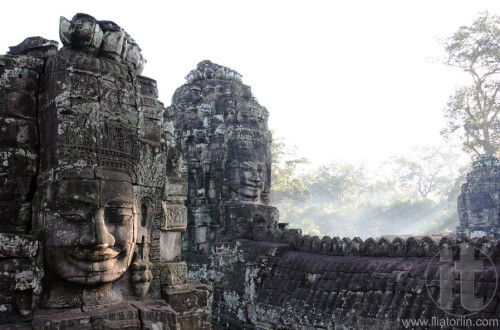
58, 199, 98, 209
105, 200, 134, 208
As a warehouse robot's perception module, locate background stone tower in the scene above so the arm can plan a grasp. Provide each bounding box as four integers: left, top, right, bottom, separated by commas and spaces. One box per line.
457, 154, 500, 239
170, 61, 279, 270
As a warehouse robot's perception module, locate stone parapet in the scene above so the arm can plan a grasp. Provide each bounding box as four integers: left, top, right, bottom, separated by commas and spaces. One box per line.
253, 225, 500, 259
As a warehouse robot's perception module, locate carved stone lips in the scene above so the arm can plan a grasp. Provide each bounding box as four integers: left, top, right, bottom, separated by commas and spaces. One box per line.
69, 249, 120, 272
243, 182, 262, 189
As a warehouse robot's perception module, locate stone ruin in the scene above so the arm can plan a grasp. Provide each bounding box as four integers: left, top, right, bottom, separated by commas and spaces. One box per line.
169, 60, 278, 264
170, 62, 500, 328
0, 13, 210, 328
457, 154, 500, 239
1, 13, 500, 330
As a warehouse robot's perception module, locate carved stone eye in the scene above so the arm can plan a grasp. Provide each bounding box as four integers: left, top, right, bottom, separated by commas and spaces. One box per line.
106, 208, 133, 224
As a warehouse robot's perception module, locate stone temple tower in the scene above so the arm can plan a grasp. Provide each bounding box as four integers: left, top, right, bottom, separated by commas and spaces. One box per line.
457, 154, 500, 239
170, 61, 279, 269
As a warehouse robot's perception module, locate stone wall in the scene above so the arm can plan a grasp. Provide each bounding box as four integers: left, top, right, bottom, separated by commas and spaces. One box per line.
0, 37, 55, 325
207, 233, 500, 329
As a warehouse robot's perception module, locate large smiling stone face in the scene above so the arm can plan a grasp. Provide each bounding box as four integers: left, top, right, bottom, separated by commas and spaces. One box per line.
42, 179, 136, 285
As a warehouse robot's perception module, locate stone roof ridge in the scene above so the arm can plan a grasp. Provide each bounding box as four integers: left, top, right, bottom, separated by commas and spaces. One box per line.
251, 224, 500, 259
7, 37, 59, 55
185, 60, 243, 83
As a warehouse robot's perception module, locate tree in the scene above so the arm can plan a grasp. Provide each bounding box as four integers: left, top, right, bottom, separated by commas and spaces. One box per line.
441, 12, 500, 157
383, 146, 464, 201
307, 162, 369, 205
270, 134, 310, 206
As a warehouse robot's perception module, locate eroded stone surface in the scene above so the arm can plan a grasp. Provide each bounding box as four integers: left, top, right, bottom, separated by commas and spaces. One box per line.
170, 60, 277, 257
0, 13, 211, 328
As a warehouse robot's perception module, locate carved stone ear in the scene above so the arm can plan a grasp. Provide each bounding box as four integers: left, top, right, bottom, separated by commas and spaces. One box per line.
59, 16, 72, 47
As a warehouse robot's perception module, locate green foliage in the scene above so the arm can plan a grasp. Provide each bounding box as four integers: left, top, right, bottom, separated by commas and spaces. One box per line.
270, 134, 310, 205
306, 162, 369, 205
382, 146, 464, 201
272, 136, 468, 239
441, 11, 500, 157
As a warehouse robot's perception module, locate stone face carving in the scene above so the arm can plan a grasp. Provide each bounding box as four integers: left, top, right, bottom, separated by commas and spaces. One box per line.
230, 160, 267, 203
457, 154, 500, 239
42, 179, 136, 286
0, 13, 211, 328
170, 60, 278, 265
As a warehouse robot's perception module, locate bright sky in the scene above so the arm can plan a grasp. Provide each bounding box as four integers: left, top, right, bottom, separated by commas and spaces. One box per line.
2, 1, 500, 165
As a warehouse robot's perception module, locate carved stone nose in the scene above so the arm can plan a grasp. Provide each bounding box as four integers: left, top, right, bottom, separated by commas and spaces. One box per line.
250, 171, 260, 181
94, 209, 115, 248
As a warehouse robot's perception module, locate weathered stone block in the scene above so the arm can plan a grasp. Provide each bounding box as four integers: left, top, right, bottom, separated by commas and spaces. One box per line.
131, 300, 179, 330
194, 225, 208, 244
0, 202, 30, 233
0, 321, 32, 329
141, 117, 162, 142
98, 76, 121, 102
264, 243, 293, 256
0, 51, 46, 71
137, 77, 158, 99
0, 117, 37, 147
56, 71, 100, 101
162, 285, 210, 314
164, 176, 188, 197
252, 224, 267, 241
99, 101, 139, 129
0, 91, 37, 119
0, 176, 33, 202
160, 262, 188, 286
161, 204, 187, 231
0, 147, 37, 176
0, 68, 39, 94
177, 312, 211, 330
0, 234, 38, 258
32, 308, 92, 329
160, 231, 181, 262
86, 303, 141, 329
